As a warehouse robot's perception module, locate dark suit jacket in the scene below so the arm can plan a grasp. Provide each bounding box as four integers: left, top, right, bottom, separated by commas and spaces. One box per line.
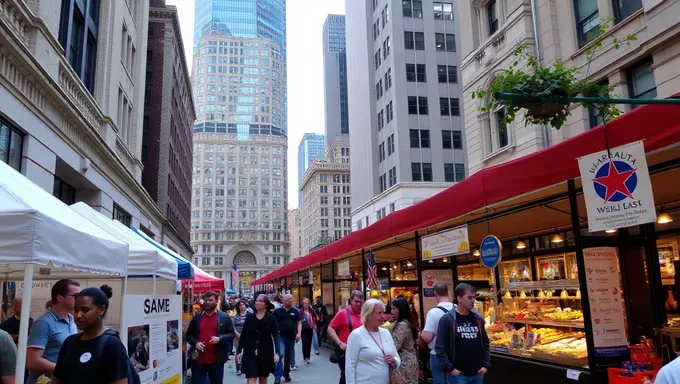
187, 310, 235, 364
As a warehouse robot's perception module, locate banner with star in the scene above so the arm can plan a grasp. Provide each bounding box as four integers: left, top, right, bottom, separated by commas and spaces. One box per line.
578, 141, 656, 232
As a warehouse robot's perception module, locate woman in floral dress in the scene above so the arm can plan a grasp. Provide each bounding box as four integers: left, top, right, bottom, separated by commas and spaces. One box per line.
390, 297, 419, 384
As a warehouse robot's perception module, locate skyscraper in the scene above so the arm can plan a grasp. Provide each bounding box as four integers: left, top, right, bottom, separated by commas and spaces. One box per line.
297, 133, 325, 206
346, 0, 468, 230
323, 14, 349, 149
191, 0, 288, 293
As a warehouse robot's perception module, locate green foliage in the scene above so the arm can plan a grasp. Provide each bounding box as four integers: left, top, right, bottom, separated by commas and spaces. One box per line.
472, 19, 637, 130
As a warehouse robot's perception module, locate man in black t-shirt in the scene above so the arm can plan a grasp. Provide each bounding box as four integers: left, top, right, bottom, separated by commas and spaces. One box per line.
0, 298, 34, 345
434, 283, 490, 384
312, 296, 328, 342
273, 294, 301, 384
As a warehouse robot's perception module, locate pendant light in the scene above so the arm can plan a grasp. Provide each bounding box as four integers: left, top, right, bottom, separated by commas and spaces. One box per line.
504, 290, 512, 299
406, 261, 413, 267
473, 249, 481, 257
550, 233, 564, 243
605, 229, 617, 234
658, 211, 674, 224
428, 259, 434, 263
519, 290, 527, 299
516, 241, 527, 250
442, 258, 448, 263
382, 266, 387, 271
576, 289, 581, 299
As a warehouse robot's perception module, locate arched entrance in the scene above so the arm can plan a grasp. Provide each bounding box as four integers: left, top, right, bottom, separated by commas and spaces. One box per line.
233, 251, 257, 265
233, 251, 257, 294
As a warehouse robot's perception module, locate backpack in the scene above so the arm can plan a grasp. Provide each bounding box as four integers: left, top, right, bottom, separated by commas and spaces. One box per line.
59, 329, 141, 384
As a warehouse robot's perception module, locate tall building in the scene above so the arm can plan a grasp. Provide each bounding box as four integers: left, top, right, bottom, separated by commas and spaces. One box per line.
288, 208, 302, 259
459, 0, 680, 174
323, 14, 349, 148
300, 137, 352, 253
143, 0, 196, 256
297, 133, 326, 206
0, 0, 179, 248
346, 0, 468, 231
190, 0, 288, 292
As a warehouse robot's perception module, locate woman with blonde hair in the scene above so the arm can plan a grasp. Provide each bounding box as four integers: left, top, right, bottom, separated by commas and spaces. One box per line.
345, 299, 400, 384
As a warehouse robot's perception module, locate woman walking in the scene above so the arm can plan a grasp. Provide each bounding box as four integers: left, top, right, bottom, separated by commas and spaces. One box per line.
52, 285, 136, 384
345, 299, 400, 384
236, 294, 280, 384
390, 298, 419, 384
233, 299, 250, 376
300, 298, 318, 363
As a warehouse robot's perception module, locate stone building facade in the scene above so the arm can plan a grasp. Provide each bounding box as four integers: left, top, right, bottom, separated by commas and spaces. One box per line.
143, 0, 195, 255
460, 0, 680, 174
288, 208, 302, 260
0, 0, 179, 248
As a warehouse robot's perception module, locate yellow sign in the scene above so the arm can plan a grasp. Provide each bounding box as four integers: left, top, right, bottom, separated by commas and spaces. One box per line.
421, 225, 470, 260
161, 374, 181, 384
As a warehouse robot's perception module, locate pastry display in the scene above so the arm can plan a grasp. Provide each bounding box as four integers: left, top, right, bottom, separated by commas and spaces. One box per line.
532, 336, 587, 359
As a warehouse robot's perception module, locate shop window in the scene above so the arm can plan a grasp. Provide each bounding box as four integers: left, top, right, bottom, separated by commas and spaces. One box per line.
0, 120, 24, 172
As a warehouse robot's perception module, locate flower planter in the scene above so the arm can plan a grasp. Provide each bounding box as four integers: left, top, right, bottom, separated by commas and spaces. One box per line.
524, 101, 570, 119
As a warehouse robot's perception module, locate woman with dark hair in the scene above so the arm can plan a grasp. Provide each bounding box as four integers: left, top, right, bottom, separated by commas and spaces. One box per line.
233, 299, 250, 375
52, 285, 137, 384
236, 294, 280, 384
389, 297, 419, 384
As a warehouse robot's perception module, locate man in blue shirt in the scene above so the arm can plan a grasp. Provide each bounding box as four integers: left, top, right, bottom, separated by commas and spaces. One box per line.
25, 279, 80, 384
273, 294, 301, 384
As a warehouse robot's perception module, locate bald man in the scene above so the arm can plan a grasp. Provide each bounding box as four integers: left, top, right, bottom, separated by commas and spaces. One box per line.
0, 298, 34, 345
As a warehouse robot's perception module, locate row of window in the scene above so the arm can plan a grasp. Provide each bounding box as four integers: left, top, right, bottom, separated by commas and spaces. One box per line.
403, 0, 454, 21
407, 130, 462, 149
319, 174, 350, 184
405, 64, 458, 84
320, 185, 351, 194
406, 96, 460, 116
378, 166, 398, 193
404, 31, 456, 52
319, 218, 352, 228
194, 231, 286, 242
320, 197, 352, 206
411, 163, 465, 182
192, 221, 286, 230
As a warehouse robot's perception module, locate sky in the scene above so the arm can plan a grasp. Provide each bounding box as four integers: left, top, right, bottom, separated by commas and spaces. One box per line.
167, 0, 346, 209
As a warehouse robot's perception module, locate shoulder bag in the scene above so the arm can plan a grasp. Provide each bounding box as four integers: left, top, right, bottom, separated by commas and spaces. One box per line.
367, 328, 404, 384
329, 308, 353, 364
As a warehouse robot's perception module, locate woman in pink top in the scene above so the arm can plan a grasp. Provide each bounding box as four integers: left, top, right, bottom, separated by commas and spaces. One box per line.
300, 298, 319, 363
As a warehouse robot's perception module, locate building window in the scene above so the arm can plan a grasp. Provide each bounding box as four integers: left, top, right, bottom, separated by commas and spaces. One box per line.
113, 203, 132, 227
59, 0, 100, 93
379, 174, 387, 193
438, 65, 457, 83
408, 96, 428, 115
409, 129, 430, 148
435, 33, 456, 52
0, 120, 24, 172
387, 134, 395, 155
612, 0, 642, 23
444, 163, 466, 182
404, 31, 425, 50
442, 130, 462, 149
376, 79, 383, 100
384, 68, 392, 90
406, 64, 426, 82
388, 167, 397, 187
386, 101, 394, 122
411, 163, 432, 182
53, 177, 77, 205
574, 0, 600, 46
433, 2, 454, 20
496, 109, 509, 148
440, 98, 460, 116
383, 37, 391, 58
403, 0, 423, 18
487, 0, 499, 35
627, 58, 656, 108
379, 142, 386, 162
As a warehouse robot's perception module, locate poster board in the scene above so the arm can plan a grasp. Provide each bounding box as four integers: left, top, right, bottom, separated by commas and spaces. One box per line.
421, 226, 469, 260
121, 295, 183, 384
420, 269, 454, 314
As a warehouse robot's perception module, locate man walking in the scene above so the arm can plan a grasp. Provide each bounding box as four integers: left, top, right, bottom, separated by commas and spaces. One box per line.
187, 290, 235, 384
327, 290, 364, 384
421, 283, 455, 384
26, 279, 80, 384
313, 296, 328, 344
0, 298, 34, 345
435, 283, 490, 384
274, 294, 301, 383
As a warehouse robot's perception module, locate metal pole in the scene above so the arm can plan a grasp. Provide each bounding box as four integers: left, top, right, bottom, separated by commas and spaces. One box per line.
361, 249, 367, 297
494, 91, 680, 105
568, 179, 597, 371
15, 263, 33, 384
414, 232, 426, 328
331, 260, 336, 314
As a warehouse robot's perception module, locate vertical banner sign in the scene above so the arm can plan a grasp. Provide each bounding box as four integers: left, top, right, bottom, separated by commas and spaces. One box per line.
578, 141, 656, 232
421, 225, 470, 261
122, 295, 182, 384
421, 270, 454, 314
337, 260, 350, 277
583, 247, 628, 357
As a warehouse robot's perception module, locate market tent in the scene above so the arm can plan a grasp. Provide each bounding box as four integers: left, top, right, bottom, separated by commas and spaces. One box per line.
131, 227, 195, 280
70, 202, 178, 280
186, 266, 225, 293
253, 94, 680, 286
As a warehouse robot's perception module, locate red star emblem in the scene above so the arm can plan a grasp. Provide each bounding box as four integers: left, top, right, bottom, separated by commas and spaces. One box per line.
593, 162, 636, 203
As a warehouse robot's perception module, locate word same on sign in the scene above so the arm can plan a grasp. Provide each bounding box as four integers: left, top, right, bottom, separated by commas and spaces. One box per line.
144, 298, 171, 314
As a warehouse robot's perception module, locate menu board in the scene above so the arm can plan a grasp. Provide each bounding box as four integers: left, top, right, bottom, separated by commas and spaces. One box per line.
421, 269, 453, 314
583, 247, 628, 357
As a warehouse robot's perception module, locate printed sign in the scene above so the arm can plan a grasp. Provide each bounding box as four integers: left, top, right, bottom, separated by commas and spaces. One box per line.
337, 260, 350, 277
583, 247, 628, 357
421, 269, 453, 314
121, 295, 182, 384
578, 141, 657, 232
480, 235, 502, 269
421, 226, 470, 260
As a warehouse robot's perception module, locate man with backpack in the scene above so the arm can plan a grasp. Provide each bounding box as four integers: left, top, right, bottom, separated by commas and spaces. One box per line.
327, 291, 364, 384
435, 283, 490, 384
420, 282, 455, 384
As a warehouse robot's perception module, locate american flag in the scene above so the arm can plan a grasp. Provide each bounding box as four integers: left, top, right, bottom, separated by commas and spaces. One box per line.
365, 250, 379, 289
231, 264, 239, 292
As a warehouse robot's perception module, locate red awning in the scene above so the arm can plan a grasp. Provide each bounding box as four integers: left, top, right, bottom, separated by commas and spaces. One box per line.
252, 98, 680, 286
183, 267, 225, 293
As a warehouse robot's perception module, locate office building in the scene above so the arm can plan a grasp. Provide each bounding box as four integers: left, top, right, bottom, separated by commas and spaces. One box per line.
288, 208, 302, 259
190, 0, 288, 291
143, 0, 196, 256
0, 0, 184, 251
459, 0, 680, 174
297, 133, 326, 206
323, 14, 350, 148
346, 0, 468, 230
300, 137, 352, 253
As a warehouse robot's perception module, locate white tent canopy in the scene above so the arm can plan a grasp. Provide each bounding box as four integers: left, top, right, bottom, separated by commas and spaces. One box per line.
70, 202, 178, 281
0, 161, 129, 279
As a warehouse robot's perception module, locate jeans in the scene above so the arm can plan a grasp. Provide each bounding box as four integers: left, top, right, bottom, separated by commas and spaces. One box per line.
312, 329, 319, 352
226, 339, 234, 356
191, 362, 225, 384
448, 373, 484, 384
430, 354, 448, 384
301, 328, 314, 360
276, 336, 296, 380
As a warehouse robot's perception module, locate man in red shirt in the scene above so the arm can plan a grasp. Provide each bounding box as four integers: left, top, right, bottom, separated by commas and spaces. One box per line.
327, 290, 364, 384
187, 291, 235, 384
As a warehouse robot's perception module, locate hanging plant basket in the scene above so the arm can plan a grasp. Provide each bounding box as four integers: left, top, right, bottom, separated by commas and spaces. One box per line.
523, 101, 570, 119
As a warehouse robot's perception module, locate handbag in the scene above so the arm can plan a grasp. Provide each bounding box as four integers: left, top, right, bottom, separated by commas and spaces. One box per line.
366, 328, 402, 384
329, 308, 353, 364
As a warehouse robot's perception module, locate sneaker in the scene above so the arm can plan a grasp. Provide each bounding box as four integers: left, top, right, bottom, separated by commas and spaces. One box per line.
274, 380, 281, 384
305, 358, 310, 364
290, 365, 297, 371
315, 351, 320, 355
285, 378, 292, 383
